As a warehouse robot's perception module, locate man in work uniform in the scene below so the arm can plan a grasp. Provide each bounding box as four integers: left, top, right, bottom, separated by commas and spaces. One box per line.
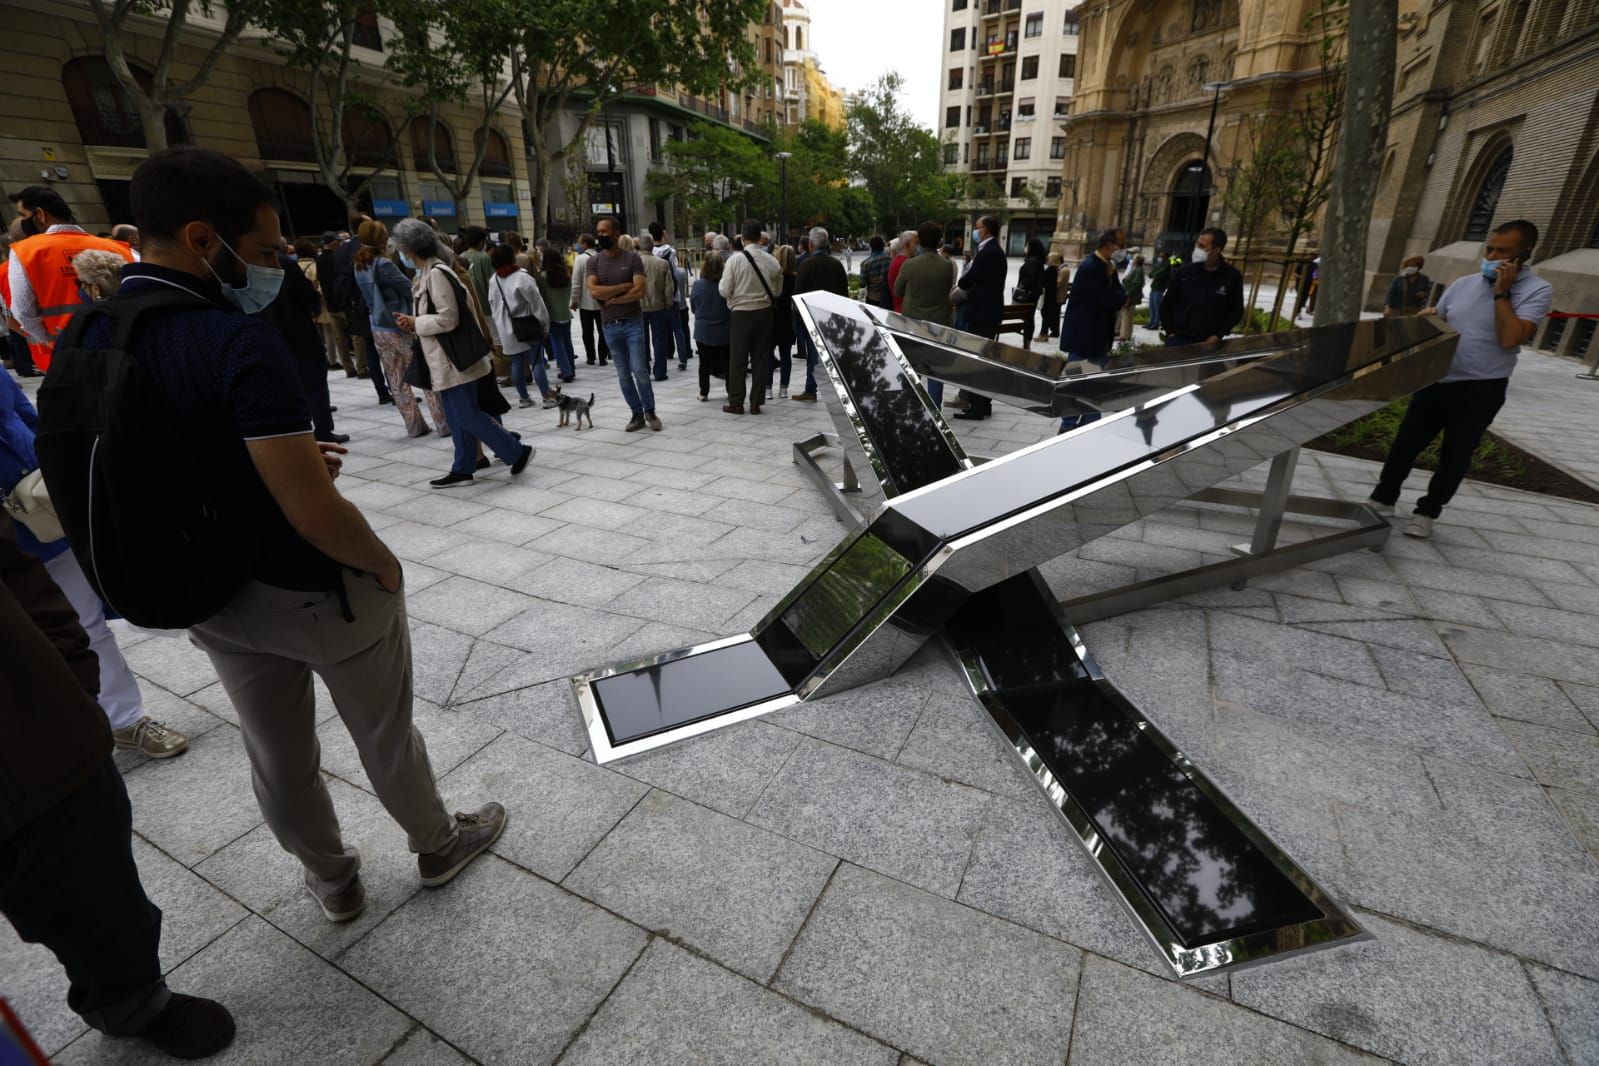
1147, 242, 1182, 332
8, 187, 134, 371
1159, 226, 1245, 348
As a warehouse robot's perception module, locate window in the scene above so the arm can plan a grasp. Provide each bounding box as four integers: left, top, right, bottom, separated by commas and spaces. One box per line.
953, 0, 967, 8
1465, 146, 1514, 241
1011, 177, 1027, 196
950, 27, 966, 51
409, 115, 458, 173
1054, 96, 1069, 117
1025, 12, 1043, 37
648, 118, 662, 161
949, 67, 964, 90
1018, 99, 1035, 118
1046, 176, 1062, 198
352, 6, 382, 50
1049, 136, 1065, 159
1059, 53, 1076, 78
1021, 55, 1038, 79
944, 143, 959, 164
1063, 13, 1079, 34
343, 106, 393, 167
250, 88, 316, 162
963, 141, 970, 162
62, 55, 187, 148
946, 105, 961, 128
1014, 137, 1030, 160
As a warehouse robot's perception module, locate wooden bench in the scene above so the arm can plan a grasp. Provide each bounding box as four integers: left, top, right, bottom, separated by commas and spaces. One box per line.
996, 302, 1039, 348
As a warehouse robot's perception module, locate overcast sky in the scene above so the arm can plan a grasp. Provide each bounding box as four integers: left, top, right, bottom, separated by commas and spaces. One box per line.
802, 0, 943, 131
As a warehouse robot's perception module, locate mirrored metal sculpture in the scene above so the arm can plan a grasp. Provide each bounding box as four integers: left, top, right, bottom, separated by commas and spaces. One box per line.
571, 292, 1458, 978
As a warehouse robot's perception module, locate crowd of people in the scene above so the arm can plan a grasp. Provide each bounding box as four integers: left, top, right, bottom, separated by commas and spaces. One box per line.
0, 139, 1557, 1061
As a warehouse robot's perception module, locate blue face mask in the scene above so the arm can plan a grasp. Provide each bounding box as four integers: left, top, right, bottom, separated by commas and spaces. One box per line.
1480, 257, 1502, 281
203, 234, 283, 313
400, 251, 417, 271
972, 228, 982, 245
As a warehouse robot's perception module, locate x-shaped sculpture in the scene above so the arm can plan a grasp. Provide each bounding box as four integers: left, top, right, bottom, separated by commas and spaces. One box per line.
570, 293, 1456, 978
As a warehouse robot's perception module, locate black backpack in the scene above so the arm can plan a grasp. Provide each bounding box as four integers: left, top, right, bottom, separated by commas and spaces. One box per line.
34, 288, 264, 629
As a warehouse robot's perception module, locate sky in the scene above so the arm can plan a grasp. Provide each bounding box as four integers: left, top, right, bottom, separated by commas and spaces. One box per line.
801, 0, 943, 131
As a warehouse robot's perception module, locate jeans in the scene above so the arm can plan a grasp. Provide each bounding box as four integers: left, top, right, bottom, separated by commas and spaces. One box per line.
0, 759, 170, 1035
673, 307, 692, 365
543, 320, 576, 380
645, 309, 675, 379
579, 307, 610, 363
795, 329, 819, 395
1372, 378, 1508, 519
1147, 288, 1164, 331
766, 340, 793, 393
43, 551, 143, 731
438, 379, 524, 475
926, 379, 944, 407
510, 349, 550, 402
602, 317, 656, 414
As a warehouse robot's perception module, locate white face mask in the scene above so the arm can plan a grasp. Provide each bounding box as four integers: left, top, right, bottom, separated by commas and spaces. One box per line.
1191, 244, 1210, 264
1401, 266, 1419, 276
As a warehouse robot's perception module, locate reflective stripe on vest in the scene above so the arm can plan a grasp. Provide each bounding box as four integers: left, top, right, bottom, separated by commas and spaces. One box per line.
13, 233, 134, 369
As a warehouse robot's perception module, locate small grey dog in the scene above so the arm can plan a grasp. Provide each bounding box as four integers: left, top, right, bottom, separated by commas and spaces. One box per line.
554, 388, 596, 430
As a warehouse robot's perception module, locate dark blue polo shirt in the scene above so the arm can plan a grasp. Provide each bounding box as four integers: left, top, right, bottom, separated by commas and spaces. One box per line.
81, 263, 342, 592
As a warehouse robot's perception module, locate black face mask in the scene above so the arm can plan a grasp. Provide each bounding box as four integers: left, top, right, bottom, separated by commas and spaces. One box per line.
596, 234, 614, 251
18, 214, 42, 238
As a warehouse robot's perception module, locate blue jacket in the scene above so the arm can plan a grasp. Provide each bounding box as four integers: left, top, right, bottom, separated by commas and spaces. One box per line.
690, 277, 730, 346
957, 238, 1008, 328
355, 258, 413, 333
0, 372, 66, 562
1060, 254, 1126, 359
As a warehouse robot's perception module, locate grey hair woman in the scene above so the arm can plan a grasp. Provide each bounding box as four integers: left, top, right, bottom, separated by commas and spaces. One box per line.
391, 218, 532, 488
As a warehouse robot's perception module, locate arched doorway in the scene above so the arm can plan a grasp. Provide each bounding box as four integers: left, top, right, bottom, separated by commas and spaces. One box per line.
1164, 160, 1210, 250
1464, 146, 1513, 242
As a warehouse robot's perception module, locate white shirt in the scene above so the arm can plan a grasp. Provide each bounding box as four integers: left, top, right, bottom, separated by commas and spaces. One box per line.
719, 246, 783, 312
8, 223, 89, 342
571, 251, 601, 312
486, 269, 550, 356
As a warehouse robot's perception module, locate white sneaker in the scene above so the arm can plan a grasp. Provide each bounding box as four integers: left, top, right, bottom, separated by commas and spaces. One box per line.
1364, 497, 1394, 518
1404, 514, 1434, 539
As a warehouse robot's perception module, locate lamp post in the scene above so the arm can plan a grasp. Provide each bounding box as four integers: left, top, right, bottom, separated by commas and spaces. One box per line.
774, 150, 791, 243
1188, 80, 1228, 242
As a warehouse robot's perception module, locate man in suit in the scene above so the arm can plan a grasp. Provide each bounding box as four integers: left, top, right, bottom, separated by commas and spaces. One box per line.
952, 215, 1006, 421
1058, 229, 1128, 431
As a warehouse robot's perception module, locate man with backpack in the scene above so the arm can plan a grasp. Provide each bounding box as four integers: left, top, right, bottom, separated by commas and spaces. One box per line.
36, 147, 507, 930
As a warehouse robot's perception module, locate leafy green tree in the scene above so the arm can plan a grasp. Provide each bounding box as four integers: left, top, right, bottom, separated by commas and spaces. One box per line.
847, 73, 960, 235
500, 0, 766, 238
645, 121, 772, 237
256, 0, 402, 217
771, 119, 850, 237
85, 0, 262, 151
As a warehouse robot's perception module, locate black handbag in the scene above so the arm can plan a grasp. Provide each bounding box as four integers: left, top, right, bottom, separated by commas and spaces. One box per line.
421, 266, 492, 371
403, 334, 431, 390
495, 273, 546, 344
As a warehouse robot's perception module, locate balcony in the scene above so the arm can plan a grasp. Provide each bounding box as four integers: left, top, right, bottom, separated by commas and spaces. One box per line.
981, 1, 1001, 18
981, 32, 1018, 57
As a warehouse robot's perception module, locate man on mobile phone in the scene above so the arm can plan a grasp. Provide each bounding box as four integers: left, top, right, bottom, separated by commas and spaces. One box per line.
1366, 219, 1553, 539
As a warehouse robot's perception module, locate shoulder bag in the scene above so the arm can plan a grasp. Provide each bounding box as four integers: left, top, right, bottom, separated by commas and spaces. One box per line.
422, 265, 493, 371
1, 469, 62, 542
495, 273, 546, 344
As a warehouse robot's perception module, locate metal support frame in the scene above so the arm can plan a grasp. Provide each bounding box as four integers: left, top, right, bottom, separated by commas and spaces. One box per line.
792, 432, 865, 526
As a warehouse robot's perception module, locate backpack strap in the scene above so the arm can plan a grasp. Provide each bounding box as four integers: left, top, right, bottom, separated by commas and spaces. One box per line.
53, 285, 214, 356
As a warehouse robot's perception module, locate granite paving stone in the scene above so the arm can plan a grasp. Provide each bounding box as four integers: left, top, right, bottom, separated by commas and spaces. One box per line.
454, 679, 590, 753
1233, 910, 1565, 1065
194, 774, 423, 960
56, 917, 413, 1065
480, 600, 645, 679
563, 790, 836, 981
1525, 963, 1599, 1065
1461, 662, 1596, 733
1546, 786, 1599, 860
774, 864, 1081, 1066
406, 621, 475, 705
765, 677, 932, 761
445, 638, 529, 703
507, 554, 648, 607
1299, 617, 1451, 658
317, 700, 501, 795
401, 575, 540, 636
605, 575, 758, 632
129, 836, 248, 969
0, 928, 82, 1057
340, 856, 648, 1065
1207, 611, 1384, 686
119, 724, 265, 867
381, 1027, 474, 1065
609, 718, 802, 817
1487, 598, 1599, 650
120, 635, 227, 697
1068, 954, 1380, 1065
560, 939, 898, 1066
1439, 624, 1599, 688
895, 691, 1040, 797
1561, 680, 1599, 727
1498, 718, 1599, 794
439, 733, 649, 882
747, 737, 993, 898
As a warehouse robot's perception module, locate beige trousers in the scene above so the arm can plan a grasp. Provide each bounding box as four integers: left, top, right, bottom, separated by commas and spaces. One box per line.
189, 572, 455, 893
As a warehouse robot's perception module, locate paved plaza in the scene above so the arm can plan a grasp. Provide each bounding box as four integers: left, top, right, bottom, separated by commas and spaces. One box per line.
6, 346, 1599, 1065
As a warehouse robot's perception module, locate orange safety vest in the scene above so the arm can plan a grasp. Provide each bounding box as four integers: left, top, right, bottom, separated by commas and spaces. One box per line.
11, 232, 134, 371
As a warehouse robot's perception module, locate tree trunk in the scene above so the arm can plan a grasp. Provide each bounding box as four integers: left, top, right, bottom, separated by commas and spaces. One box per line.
1314, 0, 1396, 327
135, 98, 170, 153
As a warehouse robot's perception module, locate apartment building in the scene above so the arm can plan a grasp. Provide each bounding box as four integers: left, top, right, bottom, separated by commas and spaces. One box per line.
781, 0, 847, 130
938, 0, 1081, 253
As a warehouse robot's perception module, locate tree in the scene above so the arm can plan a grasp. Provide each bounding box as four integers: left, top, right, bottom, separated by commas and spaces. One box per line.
503, 0, 766, 239
772, 120, 850, 236
1267, 0, 1348, 326
848, 73, 960, 234
387, 0, 520, 224
257, 0, 401, 217
645, 121, 772, 237
1314, 0, 1396, 325
1223, 116, 1299, 329
85, 0, 262, 151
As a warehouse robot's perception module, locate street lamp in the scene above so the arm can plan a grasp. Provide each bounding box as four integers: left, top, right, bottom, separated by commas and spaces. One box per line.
774, 151, 791, 243
1188, 80, 1230, 242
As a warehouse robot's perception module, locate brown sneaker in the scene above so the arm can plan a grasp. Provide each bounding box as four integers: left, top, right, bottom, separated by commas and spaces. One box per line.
791, 392, 817, 403
304, 872, 366, 923
112, 717, 189, 759
418, 803, 507, 887
645, 411, 663, 431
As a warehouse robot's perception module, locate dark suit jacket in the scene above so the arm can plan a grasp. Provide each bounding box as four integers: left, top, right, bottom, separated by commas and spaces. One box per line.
253, 254, 325, 364
1060, 254, 1126, 359
957, 238, 1007, 327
